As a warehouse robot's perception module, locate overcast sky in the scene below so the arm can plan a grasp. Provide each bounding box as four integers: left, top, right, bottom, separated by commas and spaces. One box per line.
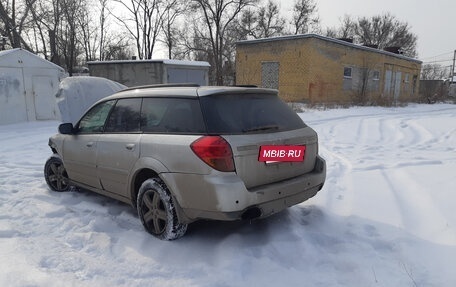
281, 0, 456, 67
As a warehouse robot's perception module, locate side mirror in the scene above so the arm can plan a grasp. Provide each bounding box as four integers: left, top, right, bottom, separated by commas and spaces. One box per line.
58, 123, 75, 134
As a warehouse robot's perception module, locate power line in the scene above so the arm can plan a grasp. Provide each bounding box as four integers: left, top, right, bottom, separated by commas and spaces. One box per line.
422, 59, 453, 64
420, 51, 454, 60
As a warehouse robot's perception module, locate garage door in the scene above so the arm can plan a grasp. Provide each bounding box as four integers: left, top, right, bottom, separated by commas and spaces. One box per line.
0, 67, 27, 125
33, 76, 57, 120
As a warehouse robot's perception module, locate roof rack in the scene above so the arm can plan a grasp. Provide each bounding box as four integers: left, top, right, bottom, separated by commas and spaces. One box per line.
121, 83, 200, 92
231, 85, 258, 88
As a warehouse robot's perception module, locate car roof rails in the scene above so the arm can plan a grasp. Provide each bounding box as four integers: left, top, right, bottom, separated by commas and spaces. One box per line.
121, 83, 200, 92
231, 85, 258, 88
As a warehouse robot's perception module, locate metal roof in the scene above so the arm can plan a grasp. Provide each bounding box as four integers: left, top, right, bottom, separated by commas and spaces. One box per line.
0, 48, 66, 71
237, 34, 422, 64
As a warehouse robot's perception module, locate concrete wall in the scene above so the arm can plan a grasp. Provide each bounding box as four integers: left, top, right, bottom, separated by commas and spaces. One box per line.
236, 35, 422, 104
89, 62, 165, 87
88, 61, 210, 87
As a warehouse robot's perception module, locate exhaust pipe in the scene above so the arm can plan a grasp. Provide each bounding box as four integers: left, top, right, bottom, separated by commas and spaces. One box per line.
241, 207, 262, 220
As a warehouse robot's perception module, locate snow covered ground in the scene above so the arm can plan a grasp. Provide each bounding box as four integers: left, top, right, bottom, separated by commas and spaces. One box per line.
1, 104, 455, 287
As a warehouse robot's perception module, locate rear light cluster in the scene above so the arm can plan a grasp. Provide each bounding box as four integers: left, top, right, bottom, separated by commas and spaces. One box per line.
190, 136, 235, 172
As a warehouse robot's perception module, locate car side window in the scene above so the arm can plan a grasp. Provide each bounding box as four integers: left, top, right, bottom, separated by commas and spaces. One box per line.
141, 98, 205, 134
78, 100, 115, 134
105, 98, 142, 133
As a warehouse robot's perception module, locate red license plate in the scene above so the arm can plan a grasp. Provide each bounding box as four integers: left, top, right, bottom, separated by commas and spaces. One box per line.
258, 145, 306, 162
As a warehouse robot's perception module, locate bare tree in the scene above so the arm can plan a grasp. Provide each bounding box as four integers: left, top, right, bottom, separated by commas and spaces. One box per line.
421, 64, 450, 80
0, 0, 146, 70
103, 35, 134, 60
98, 0, 108, 60
255, 0, 285, 38
290, 0, 319, 35
22, 0, 78, 67
325, 15, 356, 39
160, 0, 187, 59
79, 3, 99, 62
237, 8, 257, 40
24, 0, 49, 55
59, 0, 86, 74
236, 1, 286, 40
49, 0, 62, 65
356, 13, 417, 57
190, 0, 257, 85
0, 0, 33, 50
326, 13, 417, 57
113, 0, 170, 59
73, 0, 126, 62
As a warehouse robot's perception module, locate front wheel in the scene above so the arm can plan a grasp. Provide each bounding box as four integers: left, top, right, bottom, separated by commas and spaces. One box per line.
137, 178, 187, 240
44, 155, 70, 192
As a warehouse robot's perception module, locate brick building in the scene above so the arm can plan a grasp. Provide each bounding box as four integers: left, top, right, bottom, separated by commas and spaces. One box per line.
236, 34, 422, 104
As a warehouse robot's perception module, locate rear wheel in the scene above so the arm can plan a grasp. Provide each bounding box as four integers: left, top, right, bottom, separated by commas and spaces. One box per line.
137, 178, 187, 240
44, 155, 70, 192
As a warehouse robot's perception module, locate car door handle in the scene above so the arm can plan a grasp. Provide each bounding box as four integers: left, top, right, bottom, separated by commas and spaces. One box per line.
125, 143, 135, 150
86, 141, 95, 147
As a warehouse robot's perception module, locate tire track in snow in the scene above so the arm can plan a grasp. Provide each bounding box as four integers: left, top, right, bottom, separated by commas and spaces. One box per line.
347, 112, 456, 246
316, 112, 401, 216
381, 168, 456, 245
320, 146, 354, 216
352, 114, 445, 171
317, 115, 365, 216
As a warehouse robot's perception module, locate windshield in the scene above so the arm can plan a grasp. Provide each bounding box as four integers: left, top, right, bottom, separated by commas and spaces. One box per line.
200, 93, 306, 134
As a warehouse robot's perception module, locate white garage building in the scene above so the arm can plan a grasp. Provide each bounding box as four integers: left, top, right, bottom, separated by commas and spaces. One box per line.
0, 48, 66, 125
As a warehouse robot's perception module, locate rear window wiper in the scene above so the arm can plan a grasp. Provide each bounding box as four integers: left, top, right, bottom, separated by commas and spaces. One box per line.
243, 125, 279, 133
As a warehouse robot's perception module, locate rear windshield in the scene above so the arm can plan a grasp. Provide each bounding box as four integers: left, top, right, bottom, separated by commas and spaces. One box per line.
200, 93, 306, 134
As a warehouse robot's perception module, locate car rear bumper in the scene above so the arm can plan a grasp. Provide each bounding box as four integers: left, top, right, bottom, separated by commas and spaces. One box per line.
161, 155, 326, 223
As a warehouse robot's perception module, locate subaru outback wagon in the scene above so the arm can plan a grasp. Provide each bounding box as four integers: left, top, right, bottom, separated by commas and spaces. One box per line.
44, 85, 326, 240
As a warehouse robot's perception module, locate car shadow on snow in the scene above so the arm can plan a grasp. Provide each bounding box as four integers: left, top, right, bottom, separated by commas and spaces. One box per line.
174, 204, 329, 255
49, 185, 326, 243
185, 205, 325, 241
47, 185, 350, 258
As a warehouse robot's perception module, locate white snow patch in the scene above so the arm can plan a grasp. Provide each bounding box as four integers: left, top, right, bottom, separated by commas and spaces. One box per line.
0, 104, 455, 286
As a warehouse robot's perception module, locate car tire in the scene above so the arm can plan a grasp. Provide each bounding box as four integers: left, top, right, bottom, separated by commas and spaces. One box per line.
44, 155, 71, 192
137, 178, 187, 240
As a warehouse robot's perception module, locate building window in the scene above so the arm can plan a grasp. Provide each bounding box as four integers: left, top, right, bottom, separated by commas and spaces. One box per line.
344, 67, 352, 78
405, 73, 410, 83
261, 62, 279, 89
373, 71, 380, 80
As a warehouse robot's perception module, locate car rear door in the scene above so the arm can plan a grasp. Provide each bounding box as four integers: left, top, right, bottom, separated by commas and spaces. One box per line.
96, 98, 142, 197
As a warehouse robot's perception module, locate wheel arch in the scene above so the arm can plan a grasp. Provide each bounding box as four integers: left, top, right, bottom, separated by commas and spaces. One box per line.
130, 168, 159, 208
130, 168, 191, 223
129, 157, 169, 208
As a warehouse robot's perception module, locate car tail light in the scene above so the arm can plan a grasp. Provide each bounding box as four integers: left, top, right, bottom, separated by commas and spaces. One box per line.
191, 136, 235, 172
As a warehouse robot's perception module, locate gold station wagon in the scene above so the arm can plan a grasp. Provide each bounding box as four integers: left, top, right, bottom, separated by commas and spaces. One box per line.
44, 85, 326, 240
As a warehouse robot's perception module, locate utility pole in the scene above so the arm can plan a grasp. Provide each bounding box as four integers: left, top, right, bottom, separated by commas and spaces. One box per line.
448, 50, 456, 99
452, 50, 456, 82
